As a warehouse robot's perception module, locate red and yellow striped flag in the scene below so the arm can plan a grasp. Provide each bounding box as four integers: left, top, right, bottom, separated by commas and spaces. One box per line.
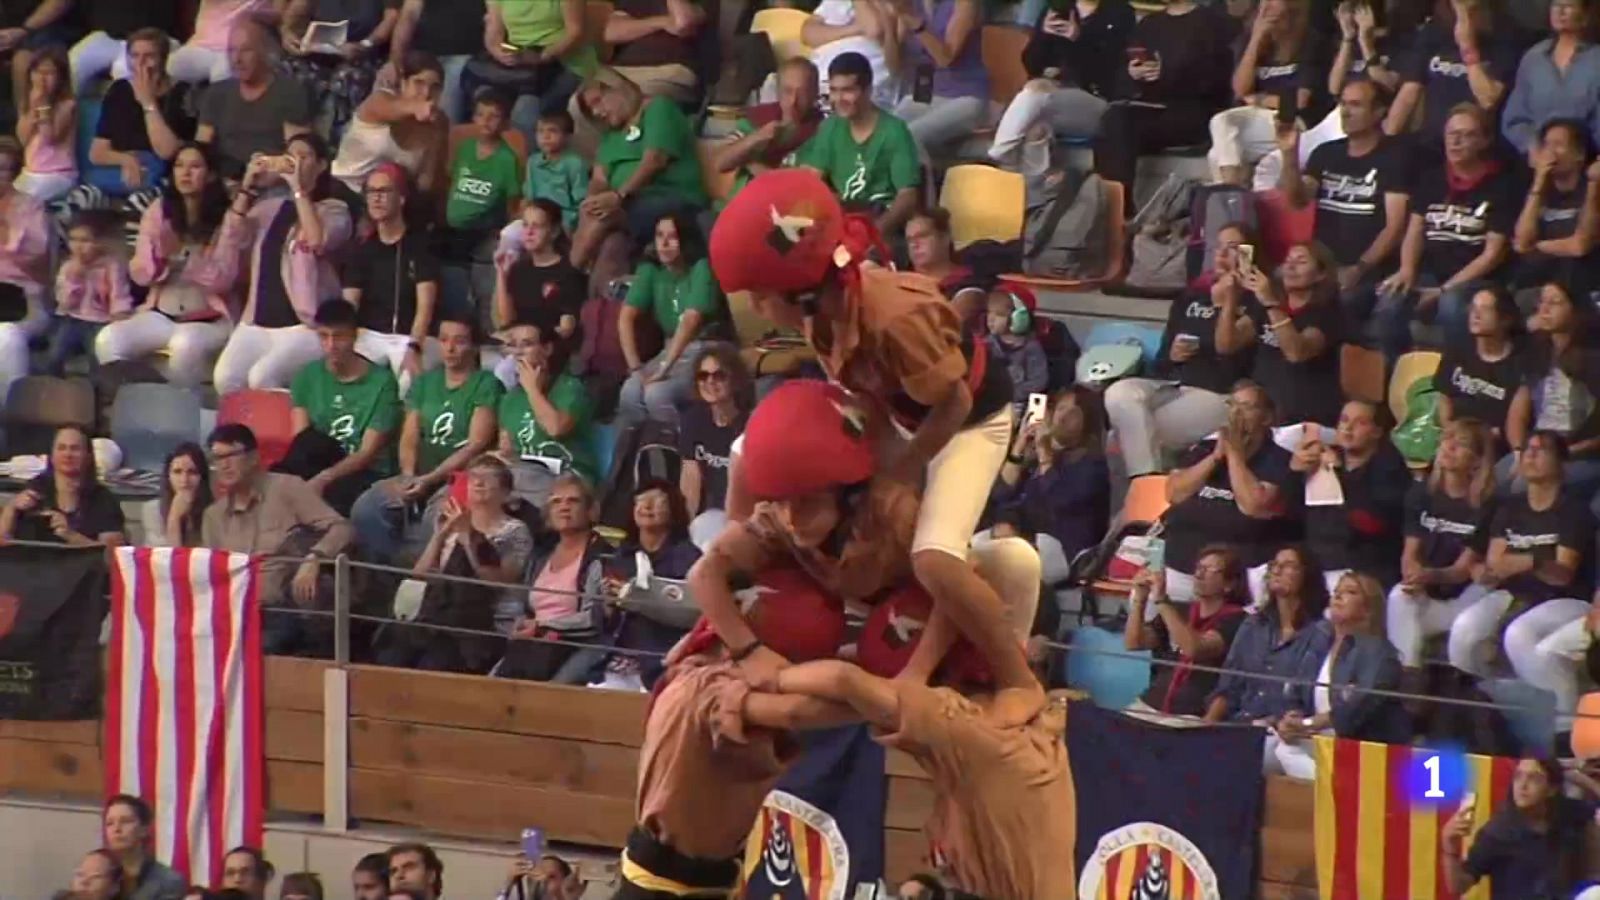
1313, 737, 1517, 900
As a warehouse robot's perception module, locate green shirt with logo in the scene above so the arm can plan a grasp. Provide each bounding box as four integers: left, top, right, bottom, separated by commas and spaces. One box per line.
798, 112, 921, 209
489, 0, 598, 75
595, 96, 707, 209
497, 372, 598, 482
405, 367, 505, 474
446, 139, 523, 231
523, 150, 590, 231
290, 359, 402, 476
625, 258, 719, 335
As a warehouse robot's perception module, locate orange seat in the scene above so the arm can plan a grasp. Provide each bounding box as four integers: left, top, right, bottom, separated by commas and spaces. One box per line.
1088, 473, 1171, 599
1255, 188, 1316, 267
1340, 344, 1386, 407
1004, 180, 1127, 291
217, 390, 295, 469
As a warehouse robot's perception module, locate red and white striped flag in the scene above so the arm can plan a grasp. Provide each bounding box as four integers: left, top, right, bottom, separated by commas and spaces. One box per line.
106, 546, 264, 884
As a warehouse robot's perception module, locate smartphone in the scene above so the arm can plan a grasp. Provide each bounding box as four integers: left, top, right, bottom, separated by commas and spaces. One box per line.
1174, 333, 1200, 351
449, 470, 470, 509
1276, 90, 1299, 127
912, 64, 935, 104
1237, 244, 1256, 270
1145, 537, 1166, 571
1025, 392, 1049, 427
1126, 46, 1152, 65
500, 42, 522, 54
521, 826, 545, 862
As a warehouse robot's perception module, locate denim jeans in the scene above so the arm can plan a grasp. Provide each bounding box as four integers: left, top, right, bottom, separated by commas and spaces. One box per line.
350, 478, 443, 565
44, 317, 104, 376
617, 340, 712, 429
81, 151, 167, 196
1372, 277, 1484, 361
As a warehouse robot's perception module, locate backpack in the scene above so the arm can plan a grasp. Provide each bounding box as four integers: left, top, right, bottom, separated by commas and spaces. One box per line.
576, 277, 662, 419
1022, 169, 1110, 280
1188, 183, 1259, 282
1123, 173, 1198, 294
598, 421, 683, 529
1036, 318, 1081, 392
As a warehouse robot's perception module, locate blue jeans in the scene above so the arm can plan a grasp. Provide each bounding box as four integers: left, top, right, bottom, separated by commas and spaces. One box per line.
350, 478, 440, 565
44, 317, 104, 376
1372, 277, 1484, 361
617, 340, 711, 429
81, 151, 167, 196
438, 54, 471, 124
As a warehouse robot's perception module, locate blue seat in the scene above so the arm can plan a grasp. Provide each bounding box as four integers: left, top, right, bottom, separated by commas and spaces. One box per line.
75, 96, 102, 174
590, 420, 619, 485
110, 383, 203, 473
1083, 321, 1164, 370
1064, 624, 1151, 710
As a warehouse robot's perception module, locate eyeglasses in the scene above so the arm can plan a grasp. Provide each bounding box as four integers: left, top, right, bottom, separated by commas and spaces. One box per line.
696, 370, 728, 383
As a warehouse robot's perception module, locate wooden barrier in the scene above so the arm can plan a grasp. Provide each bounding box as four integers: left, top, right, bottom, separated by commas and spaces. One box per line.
0, 659, 1319, 893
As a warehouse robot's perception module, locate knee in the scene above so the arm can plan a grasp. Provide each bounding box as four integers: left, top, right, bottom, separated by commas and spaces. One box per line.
1102, 378, 1141, 415
911, 547, 968, 590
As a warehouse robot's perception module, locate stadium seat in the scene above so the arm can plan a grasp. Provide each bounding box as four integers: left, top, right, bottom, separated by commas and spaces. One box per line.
1340, 344, 1385, 407
1254, 188, 1316, 267
1005, 180, 1127, 291
750, 7, 810, 64
587, 1, 615, 61
216, 389, 295, 469
1084, 473, 1170, 608
1064, 624, 1151, 709
1082, 320, 1163, 370
1388, 350, 1442, 426
110, 384, 203, 474
75, 96, 103, 175
697, 138, 737, 205
939, 164, 1025, 249
980, 25, 1031, 108
3, 376, 95, 458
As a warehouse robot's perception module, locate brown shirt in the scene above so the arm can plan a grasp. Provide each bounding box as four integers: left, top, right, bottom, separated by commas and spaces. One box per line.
636, 657, 795, 861
880, 683, 1077, 900
200, 472, 353, 602
742, 476, 918, 603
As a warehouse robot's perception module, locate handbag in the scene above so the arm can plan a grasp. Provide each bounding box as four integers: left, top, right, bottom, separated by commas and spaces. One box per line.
1104, 521, 1166, 582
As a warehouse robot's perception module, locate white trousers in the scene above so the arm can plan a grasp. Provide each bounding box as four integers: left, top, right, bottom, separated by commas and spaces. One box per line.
989, 80, 1109, 163
69, 31, 136, 95
168, 43, 232, 84
1449, 590, 1589, 726
213, 324, 322, 394
1103, 379, 1229, 477
1263, 730, 1322, 780
15, 170, 76, 204
1385, 582, 1490, 668
354, 331, 441, 397
95, 311, 232, 387
1207, 105, 1279, 178
0, 297, 50, 404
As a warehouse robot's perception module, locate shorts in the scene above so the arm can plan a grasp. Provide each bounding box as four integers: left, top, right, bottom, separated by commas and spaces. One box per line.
911, 407, 1013, 559
614, 827, 740, 899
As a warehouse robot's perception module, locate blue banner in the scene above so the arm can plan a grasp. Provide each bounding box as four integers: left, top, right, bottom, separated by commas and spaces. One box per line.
739, 724, 887, 900
1067, 702, 1265, 900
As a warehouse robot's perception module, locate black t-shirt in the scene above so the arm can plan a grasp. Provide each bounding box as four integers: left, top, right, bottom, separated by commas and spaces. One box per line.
253, 202, 300, 329
13, 475, 127, 543
1246, 297, 1345, 427
1488, 492, 1595, 606
1236, 33, 1325, 114
1434, 342, 1520, 431
678, 404, 747, 513
1156, 291, 1252, 394
1114, 5, 1237, 106
415, 0, 487, 57
1403, 481, 1493, 571
1022, 0, 1136, 94
1301, 442, 1410, 578
1399, 23, 1521, 139
1140, 602, 1248, 716
1516, 175, 1600, 297
1412, 166, 1518, 283
1520, 340, 1600, 448
0, 0, 44, 28
1464, 795, 1595, 900
96, 79, 197, 155
506, 257, 585, 332
1164, 438, 1293, 571
343, 230, 441, 336
1305, 137, 1407, 266
87, 0, 178, 38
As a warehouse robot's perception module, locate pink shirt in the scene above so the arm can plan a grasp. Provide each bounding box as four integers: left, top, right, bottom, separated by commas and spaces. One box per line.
131, 202, 246, 322
56, 257, 134, 323
221, 193, 352, 327
0, 192, 50, 297
24, 127, 75, 176
528, 551, 583, 623
192, 0, 275, 51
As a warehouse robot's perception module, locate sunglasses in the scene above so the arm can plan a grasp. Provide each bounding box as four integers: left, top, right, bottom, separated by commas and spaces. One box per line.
696, 369, 729, 383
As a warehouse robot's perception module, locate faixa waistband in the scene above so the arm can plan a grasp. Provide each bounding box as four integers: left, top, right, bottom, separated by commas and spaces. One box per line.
620, 827, 741, 898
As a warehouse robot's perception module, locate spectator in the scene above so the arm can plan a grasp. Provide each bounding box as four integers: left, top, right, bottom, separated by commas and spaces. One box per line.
351, 314, 501, 564
985, 290, 1048, 415
523, 108, 587, 232
98, 142, 238, 384
443, 88, 521, 250
1161, 381, 1292, 602
385, 844, 442, 900
1388, 417, 1498, 672
1377, 103, 1515, 358
141, 443, 213, 547
1125, 548, 1249, 719
1500, 0, 1600, 157
497, 317, 600, 484
196, 18, 312, 181
175, 0, 283, 85
570, 68, 707, 269
492, 199, 584, 338
594, 478, 701, 689
1384, 0, 1518, 144
1292, 399, 1410, 588
381, 453, 532, 672
1105, 223, 1253, 478
47, 212, 133, 376
101, 795, 186, 900
1514, 119, 1600, 305
202, 423, 355, 655
498, 472, 606, 680
350, 854, 388, 900
679, 343, 750, 543
277, 872, 321, 900
896, 875, 947, 900
471, 0, 594, 138
0, 424, 127, 546
68, 849, 123, 900
1270, 571, 1407, 778
601, 0, 708, 108
617, 211, 721, 428
218, 847, 273, 900
712, 57, 824, 205
803, 0, 901, 108
991, 386, 1111, 583
799, 52, 921, 236
286, 299, 402, 515
1217, 240, 1346, 431
0, 140, 48, 390
213, 133, 353, 393
892, 0, 988, 157
1435, 286, 1520, 440
69, 1, 181, 95
280, 0, 401, 141
385, 0, 484, 124
1207, 0, 1319, 186
1205, 544, 1332, 724
331, 50, 449, 194
903, 208, 971, 298
1327, 0, 1405, 99
83, 30, 198, 201
1279, 79, 1409, 328
1450, 431, 1593, 713
1092, 0, 1236, 208
15, 47, 77, 202
0, 0, 75, 115
988, 0, 1135, 165
342, 163, 440, 386
1443, 756, 1597, 898
1503, 283, 1600, 499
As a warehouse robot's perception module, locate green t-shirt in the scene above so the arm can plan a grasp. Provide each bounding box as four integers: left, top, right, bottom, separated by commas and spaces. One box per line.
625, 259, 719, 335
524, 150, 590, 231
595, 96, 707, 208
446, 139, 522, 230
289, 360, 402, 476
405, 367, 505, 474
497, 372, 598, 482
798, 112, 922, 209
490, 0, 598, 74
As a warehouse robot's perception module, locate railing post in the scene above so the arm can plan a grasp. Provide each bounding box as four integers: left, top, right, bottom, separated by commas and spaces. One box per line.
333, 553, 351, 666
324, 553, 352, 832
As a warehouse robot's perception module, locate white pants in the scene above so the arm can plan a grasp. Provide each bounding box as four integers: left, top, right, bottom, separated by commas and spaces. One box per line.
912, 407, 1013, 560
15, 170, 76, 203
1251, 107, 1345, 193
894, 95, 990, 154
989, 80, 1108, 165
969, 532, 1043, 640
1207, 105, 1279, 179
0, 297, 49, 403
1263, 730, 1322, 780
1104, 379, 1229, 477
69, 31, 142, 95
95, 311, 232, 387
168, 43, 232, 84
354, 331, 441, 397
1386, 582, 1490, 668
1449, 590, 1590, 721
213, 324, 322, 394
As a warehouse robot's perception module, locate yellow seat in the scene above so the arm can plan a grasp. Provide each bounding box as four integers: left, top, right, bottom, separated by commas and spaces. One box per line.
751, 7, 811, 64
1389, 350, 1442, 425
938, 164, 1025, 250
981, 25, 1032, 107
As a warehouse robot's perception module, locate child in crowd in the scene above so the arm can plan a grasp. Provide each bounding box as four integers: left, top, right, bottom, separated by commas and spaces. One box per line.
48, 213, 133, 376
15, 48, 77, 203
444, 89, 522, 251
493, 199, 584, 339
523, 110, 588, 232
986, 288, 1048, 417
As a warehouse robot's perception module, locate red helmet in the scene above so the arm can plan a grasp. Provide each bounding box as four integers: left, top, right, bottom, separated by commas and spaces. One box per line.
856, 582, 992, 686
709, 168, 845, 295
678, 566, 845, 663
740, 380, 875, 500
